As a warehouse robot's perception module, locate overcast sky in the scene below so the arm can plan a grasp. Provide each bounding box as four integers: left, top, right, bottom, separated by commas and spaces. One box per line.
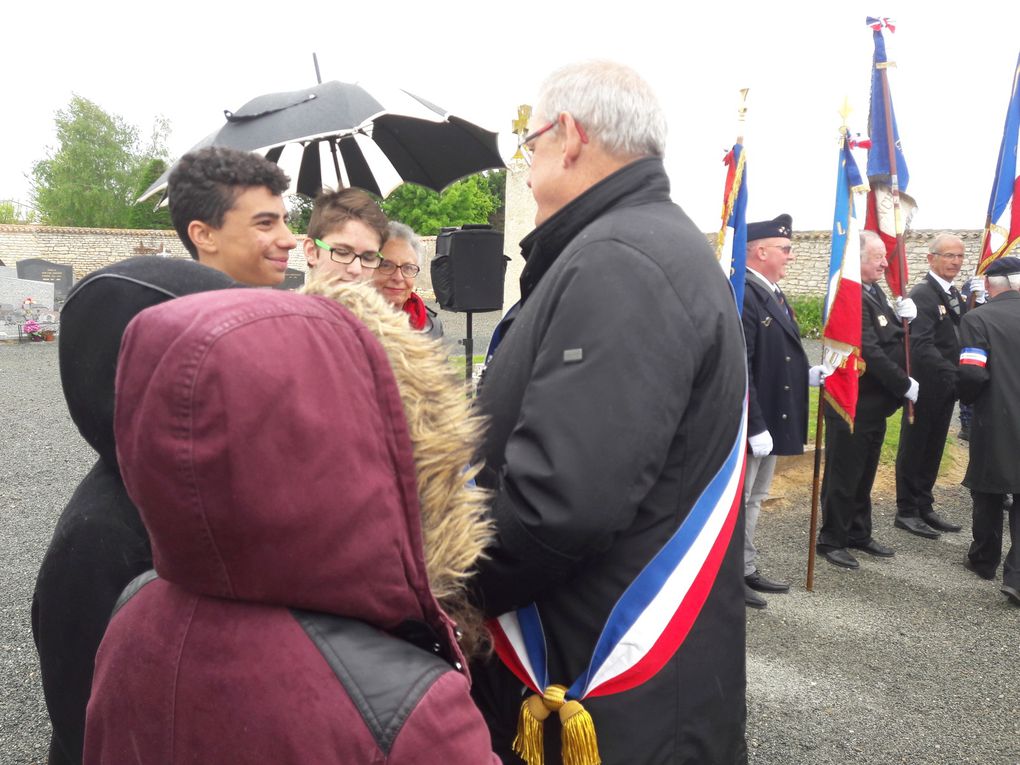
2, 1, 1017, 233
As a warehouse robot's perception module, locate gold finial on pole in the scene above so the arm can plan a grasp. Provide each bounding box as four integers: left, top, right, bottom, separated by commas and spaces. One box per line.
838, 96, 852, 132
512, 105, 532, 161
735, 88, 749, 145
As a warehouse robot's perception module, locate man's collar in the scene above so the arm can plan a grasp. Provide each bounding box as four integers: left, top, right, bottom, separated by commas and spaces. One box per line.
746, 267, 777, 292
928, 270, 954, 293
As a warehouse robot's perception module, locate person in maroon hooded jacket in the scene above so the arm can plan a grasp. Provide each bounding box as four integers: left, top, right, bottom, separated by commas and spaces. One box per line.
83, 284, 497, 763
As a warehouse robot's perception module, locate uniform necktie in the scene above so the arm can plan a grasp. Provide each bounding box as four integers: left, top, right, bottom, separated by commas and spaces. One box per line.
948, 286, 961, 316
775, 287, 794, 321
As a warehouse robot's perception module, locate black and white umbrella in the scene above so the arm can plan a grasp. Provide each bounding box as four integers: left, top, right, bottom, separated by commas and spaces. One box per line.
139, 80, 505, 203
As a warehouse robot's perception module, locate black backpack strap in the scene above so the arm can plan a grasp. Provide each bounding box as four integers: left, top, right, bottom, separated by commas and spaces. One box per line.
291, 610, 453, 755
112, 569, 159, 618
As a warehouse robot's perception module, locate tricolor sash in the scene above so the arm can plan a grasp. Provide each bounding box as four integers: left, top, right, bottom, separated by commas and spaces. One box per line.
490, 400, 747, 764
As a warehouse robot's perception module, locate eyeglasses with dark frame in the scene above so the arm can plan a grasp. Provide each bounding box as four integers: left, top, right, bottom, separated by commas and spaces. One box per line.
377, 259, 421, 278
764, 244, 793, 255
518, 122, 555, 166
518, 117, 591, 165
314, 238, 382, 268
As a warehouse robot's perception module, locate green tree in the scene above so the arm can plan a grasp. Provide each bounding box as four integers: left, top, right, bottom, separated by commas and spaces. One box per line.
483, 169, 506, 231
287, 194, 315, 235
125, 158, 173, 230
0, 201, 39, 224
381, 173, 500, 235
31, 95, 170, 228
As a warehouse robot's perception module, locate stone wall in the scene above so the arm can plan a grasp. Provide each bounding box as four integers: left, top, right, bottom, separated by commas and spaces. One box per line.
778, 229, 984, 296
0, 224, 985, 300
0, 224, 439, 291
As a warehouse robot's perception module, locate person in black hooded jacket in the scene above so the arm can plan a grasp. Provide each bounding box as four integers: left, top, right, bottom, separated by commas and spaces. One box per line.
31, 257, 237, 765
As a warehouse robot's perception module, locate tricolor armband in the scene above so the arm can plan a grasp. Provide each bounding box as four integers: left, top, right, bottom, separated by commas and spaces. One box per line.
959, 347, 988, 367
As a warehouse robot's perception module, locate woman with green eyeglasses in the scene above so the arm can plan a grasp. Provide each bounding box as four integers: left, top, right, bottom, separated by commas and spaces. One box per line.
373, 221, 444, 339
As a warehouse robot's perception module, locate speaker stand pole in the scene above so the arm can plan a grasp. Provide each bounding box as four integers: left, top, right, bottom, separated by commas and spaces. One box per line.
463, 311, 474, 392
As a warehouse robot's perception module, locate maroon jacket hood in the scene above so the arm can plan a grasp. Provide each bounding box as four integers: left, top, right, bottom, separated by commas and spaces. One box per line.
114, 289, 443, 631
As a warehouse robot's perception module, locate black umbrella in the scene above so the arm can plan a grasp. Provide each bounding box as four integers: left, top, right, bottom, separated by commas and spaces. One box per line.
139, 80, 505, 203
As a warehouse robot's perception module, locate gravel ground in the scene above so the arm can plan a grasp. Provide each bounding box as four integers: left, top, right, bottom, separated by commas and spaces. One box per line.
2, 342, 1018, 764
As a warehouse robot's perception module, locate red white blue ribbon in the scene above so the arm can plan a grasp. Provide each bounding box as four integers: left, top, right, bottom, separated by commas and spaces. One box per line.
960, 347, 988, 367
489, 397, 748, 700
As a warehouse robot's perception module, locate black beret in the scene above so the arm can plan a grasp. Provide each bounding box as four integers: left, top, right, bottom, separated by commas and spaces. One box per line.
984, 256, 1020, 277
747, 214, 793, 242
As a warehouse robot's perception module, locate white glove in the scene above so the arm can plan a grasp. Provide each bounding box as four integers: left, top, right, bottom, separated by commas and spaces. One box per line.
748, 430, 774, 457
808, 365, 827, 387
969, 276, 986, 304
905, 377, 919, 403
894, 297, 917, 322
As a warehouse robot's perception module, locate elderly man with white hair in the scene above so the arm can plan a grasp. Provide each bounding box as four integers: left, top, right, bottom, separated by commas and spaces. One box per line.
957, 256, 1020, 606
469, 61, 747, 764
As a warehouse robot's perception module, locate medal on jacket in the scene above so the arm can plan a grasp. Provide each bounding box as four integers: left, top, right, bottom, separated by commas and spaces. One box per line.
938, 304, 947, 317
489, 391, 749, 765
878, 315, 888, 327
762, 316, 773, 327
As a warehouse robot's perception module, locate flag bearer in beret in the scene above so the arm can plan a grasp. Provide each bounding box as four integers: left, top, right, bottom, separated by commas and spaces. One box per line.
957, 256, 1020, 606
742, 214, 824, 607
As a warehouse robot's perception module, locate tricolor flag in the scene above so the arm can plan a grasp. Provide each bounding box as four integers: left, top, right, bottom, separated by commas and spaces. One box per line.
716, 144, 748, 312
978, 50, 1020, 274
822, 131, 867, 427
864, 16, 917, 296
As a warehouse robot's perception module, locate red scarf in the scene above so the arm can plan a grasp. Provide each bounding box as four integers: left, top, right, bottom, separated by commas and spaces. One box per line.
402, 292, 428, 331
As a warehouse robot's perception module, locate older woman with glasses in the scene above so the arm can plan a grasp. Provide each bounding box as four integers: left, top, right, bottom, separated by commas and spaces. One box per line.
373, 221, 444, 339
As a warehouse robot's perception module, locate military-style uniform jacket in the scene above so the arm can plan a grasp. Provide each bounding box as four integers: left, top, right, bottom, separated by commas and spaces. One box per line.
908, 273, 966, 391
958, 290, 1020, 492
743, 272, 809, 455
857, 283, 911, 421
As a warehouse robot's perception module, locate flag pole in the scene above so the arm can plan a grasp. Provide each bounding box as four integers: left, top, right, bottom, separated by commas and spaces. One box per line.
875, 55, 914, 424
807, 377, 825, 591
807, 106, 850, 592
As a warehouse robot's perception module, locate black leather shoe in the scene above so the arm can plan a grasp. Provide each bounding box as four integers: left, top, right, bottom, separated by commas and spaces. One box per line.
921, 511, 962, 533
1002, 585, 1020, 606
894, 515, 941, 539
849, 539, 895, 557
745, 570, 790, 593
818, 547, 859, 569
744, 583, 767, 609
963, 559, 995, 581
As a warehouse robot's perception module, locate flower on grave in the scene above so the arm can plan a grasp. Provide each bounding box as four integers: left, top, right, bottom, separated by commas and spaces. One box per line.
21, 297, 40, 322
23, 319, 43, 340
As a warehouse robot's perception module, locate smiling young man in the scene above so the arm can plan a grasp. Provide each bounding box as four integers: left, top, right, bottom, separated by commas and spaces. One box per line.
304, 188, 388, 285
168, 147, 297, 287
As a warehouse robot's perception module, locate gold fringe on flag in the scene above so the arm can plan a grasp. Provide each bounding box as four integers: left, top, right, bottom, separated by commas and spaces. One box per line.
512, 685, 602, 765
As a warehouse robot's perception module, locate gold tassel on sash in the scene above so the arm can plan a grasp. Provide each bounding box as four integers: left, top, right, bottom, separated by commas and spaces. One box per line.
512, 684, 601, 765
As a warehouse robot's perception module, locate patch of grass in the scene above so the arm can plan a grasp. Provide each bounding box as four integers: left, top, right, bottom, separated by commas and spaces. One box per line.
810, 387, 959, 476
789, 295, 823, 339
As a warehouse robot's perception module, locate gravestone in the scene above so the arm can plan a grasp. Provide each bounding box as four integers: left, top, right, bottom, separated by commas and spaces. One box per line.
272, 268, 306, 291
0, 277, 55, 310
16, 259, 74, 306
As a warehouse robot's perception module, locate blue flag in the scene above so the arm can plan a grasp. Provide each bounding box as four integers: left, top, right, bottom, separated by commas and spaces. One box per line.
716, 143, 748, 313
865, 17, 909, 187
